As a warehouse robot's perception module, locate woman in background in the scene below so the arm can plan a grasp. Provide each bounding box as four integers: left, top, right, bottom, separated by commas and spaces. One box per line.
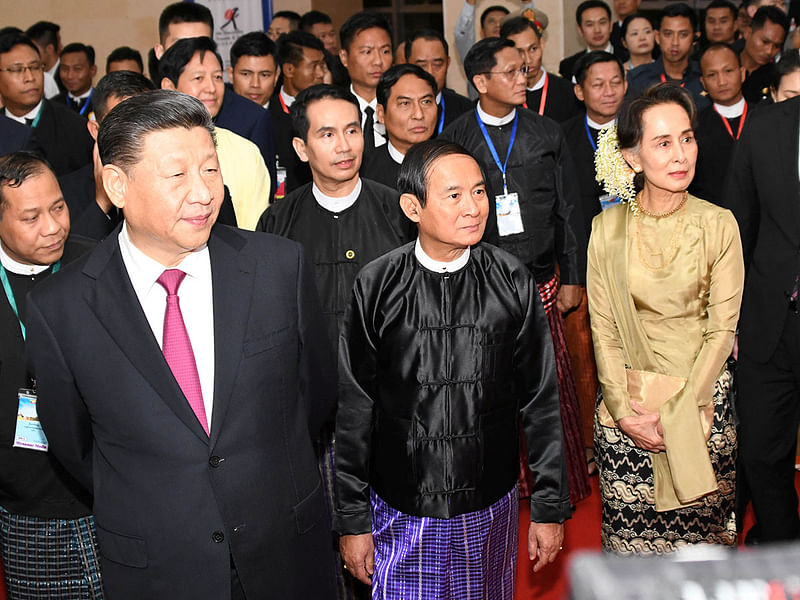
621, 14, 655, 72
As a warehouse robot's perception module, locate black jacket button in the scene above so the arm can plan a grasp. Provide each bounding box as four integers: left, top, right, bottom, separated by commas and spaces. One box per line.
212, 530, 225, 543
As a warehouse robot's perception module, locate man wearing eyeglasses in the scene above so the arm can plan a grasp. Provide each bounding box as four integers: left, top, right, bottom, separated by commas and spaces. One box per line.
0, 32, 92, 177
441, 36, 591, 508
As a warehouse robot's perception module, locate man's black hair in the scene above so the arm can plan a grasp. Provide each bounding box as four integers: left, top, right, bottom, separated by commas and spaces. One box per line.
698, 42, 741, 68
658, 2, 698, 32
0, 32, 40, 57
24, 21, 59, 50
61, 42, 95, 66
158, 2, 214, 45
230, 32, 276, 68
340, 12, 392, 53
705, 0, 738, 21
376, 64, 437, 107
159, 37, 223, 86
463, 37, 516, 92
398, 139, 481, 208
290, 84, 361, 142
750, 5, 791, 33
574, 50, 624, 84
0, 151, 55, 215
480, 5, 510, 29
576, 0, 612, 25
300, 10, 333, 32
106, 46, 144, 72
277, 31, 325, 67
405, 29, 450, 61
94, 70, 156, 122
273, 11, 302, 29
500, 16, 542, 39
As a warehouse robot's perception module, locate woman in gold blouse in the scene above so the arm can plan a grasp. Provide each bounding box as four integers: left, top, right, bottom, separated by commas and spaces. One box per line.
587, 84, 744, 554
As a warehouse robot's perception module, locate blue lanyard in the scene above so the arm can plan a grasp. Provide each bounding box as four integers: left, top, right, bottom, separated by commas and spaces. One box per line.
584, 116, 598, 153
437, 94, 446, 136
0, 261, 60, 340
475, 108, 519, 194
67, 88, 93, 116
29, 102, 44, 128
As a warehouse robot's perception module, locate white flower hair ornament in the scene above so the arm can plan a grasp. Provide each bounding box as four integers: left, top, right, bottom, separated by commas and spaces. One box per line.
594, 125, 639, 216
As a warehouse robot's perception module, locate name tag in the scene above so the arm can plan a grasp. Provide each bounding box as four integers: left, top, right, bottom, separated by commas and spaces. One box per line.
599, 194, 621, 211
13, 389, 48, 451
275, 161, 287, 201
496, 192, 524, 236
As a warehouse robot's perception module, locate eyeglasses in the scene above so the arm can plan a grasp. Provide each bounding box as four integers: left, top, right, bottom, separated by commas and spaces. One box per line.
0, 63, 45, 77
481, 66, 530, 80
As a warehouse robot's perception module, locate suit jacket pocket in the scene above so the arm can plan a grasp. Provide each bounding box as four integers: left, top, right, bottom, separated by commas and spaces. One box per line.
293, 481, 324, 535
243, 324, 292, 357
96, 524, 147, 568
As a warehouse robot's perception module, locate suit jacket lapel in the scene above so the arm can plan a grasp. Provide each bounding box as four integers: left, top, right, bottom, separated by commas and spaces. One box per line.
775, 101, 800, 239
207, 226, 253, 446
83, 228, 210, 444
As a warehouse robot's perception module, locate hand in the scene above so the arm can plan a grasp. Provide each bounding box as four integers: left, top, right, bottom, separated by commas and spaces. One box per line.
339, 533, 375, 586
617, 403, 666, 452
528, 522, 564, 572
556, 284, 582, 315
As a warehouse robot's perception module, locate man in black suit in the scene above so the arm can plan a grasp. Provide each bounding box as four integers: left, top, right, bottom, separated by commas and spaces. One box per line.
405, 29, 473, 135
0, 152, 100, 598
24, 21, 63, 97
53, 43, 96, 119
0, 32, 92, 176
724, 94, 800, 544
26, 90, 336, 599
560, 0, 616, 81
0, 114, 42, 156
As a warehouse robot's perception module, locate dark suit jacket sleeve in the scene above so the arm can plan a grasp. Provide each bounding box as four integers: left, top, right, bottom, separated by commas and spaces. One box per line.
554, 131, 586, 285
296, 245, 336, 439
70, 201, 116, 240
26, 296, 93, 492
722, 118, 760, 269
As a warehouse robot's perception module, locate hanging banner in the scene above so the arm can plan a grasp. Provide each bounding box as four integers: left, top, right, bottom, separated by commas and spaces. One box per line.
188, 0, 273, 71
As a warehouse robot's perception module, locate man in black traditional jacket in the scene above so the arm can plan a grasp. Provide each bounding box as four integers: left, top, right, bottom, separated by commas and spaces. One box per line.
257, 84, 413, 600
335, 139, 570, 596
441, 36, 591, 506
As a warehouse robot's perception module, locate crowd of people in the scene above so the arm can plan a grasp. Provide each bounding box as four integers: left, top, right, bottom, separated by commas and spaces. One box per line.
0, 0, 799, 597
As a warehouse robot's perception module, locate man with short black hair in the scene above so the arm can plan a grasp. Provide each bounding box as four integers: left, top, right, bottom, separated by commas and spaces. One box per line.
627, 3, 710, 110
228, 32, 279, 108
501, 16, 581, 123
559, 0, 616, 80
442, 37, 591, 507
339, 12, 393, 149
160, 37, 270, 230
361, 64, 438, 187
24, 20, 62, 97
0, 32, 92, 176
405, 29, 473, 133
301, 10, 338, 53
270, 31, 326, 198
692, 43, 748, 205
54, 43, 96, 119
106, 46, 143, 74
268, 11, 302, 41
740, 6, 789, 103
705, 0, 739, 45
258, 83, 413, 599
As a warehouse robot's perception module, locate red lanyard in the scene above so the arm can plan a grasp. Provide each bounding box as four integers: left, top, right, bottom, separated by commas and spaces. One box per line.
659, 73, 685, 88
522, 72, 549, 115
278, 93, 290, 114
714, 102, 748, 140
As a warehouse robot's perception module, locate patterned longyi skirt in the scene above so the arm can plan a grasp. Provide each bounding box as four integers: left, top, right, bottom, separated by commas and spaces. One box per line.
594, 370, 737, 554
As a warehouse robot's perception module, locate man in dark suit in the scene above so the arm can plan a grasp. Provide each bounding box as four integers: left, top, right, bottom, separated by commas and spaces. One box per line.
26, 90, 337, 599
0, 113, 42, 156
53, 43, 96, 119
559, 0, 617, 80
0, 32, 93, 176
724, 94, 800, 544
25, 21, 64, 96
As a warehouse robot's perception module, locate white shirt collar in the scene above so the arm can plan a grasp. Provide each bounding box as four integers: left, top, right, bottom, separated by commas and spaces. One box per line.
280, 86, 295, 108
414, 238, 470, 273
386, 141, 405, 164
436, 91, 442, 105
350, 85, 377, 112
714, 97, 746, 119
0, 241, 51, 275
587, 42, 614, 53
586, 115, 616, 130
46, 59, 59, 79
476, 102, 516, 126
118, 223, 211, 299
5, 100, 43, 125
262, 100, 270, 109
312, 178, 362, 213
68, 87, 92, 102
527, 68, 547, 91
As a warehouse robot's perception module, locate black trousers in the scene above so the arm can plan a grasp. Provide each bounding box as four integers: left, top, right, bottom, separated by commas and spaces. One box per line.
738, 309, 800, 542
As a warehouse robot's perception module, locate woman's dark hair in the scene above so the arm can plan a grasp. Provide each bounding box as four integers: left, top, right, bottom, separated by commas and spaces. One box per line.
771, 49, 800, 92
398, 139, 480, 207
620, 13, 653, 41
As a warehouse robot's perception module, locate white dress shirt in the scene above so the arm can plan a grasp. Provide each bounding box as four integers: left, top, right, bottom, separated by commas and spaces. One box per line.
312, 178, 362, 213
414, 238, 470, 273
0, 242, 50, 275
280, 87, 296, 108
476, 102, 515, 126
350, 85, 386, 147
5, 100, 43, 125
586, 115, 616, 130
118, 224, 215, 429
386, 141, 405, 165
714, 97, 746, 119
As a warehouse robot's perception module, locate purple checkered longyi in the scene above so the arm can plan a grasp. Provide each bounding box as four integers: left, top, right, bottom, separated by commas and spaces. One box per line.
369, 486, 518, 600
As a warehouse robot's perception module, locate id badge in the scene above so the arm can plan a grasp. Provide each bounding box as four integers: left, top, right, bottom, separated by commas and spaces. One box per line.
495, 192, 524, 236
275, 163, 287, 201
599, 194, 621, 211
13, 389, 48, 451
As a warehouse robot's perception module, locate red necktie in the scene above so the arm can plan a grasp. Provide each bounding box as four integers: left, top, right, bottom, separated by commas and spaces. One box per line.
157, 269, 209, 435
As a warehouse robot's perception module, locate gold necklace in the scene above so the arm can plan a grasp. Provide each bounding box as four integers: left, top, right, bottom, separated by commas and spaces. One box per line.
637, 191, 687, 218
633, 198, 686, 271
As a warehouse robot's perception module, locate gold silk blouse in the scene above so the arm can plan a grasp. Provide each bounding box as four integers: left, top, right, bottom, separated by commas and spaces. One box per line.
587, 194, 744, 510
